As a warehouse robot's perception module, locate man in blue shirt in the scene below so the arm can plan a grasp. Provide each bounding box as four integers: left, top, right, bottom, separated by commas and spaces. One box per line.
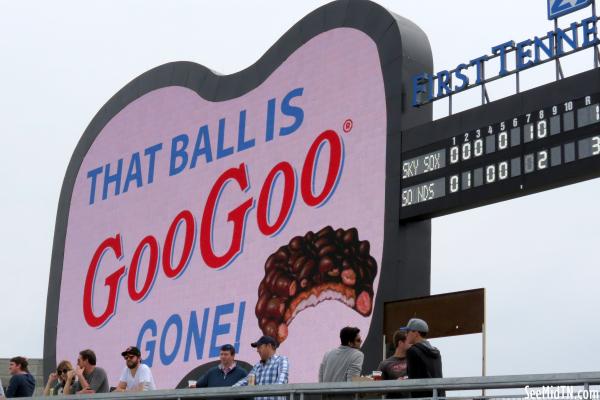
5, 357, 35, 398
233, 336, 289, 400
194, 344, 247, 388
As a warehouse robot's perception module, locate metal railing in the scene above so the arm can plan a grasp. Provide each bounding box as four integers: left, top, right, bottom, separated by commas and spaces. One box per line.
30, 371, 600, 400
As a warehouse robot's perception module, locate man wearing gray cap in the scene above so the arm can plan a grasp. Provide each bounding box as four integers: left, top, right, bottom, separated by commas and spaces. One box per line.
400, 318, 443, 398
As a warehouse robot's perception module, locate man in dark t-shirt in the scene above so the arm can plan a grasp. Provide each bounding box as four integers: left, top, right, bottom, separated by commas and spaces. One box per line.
5, 357, 35, 398
379, 330, 408, 380
64, 349, 109, 394
378, 330, 409, 398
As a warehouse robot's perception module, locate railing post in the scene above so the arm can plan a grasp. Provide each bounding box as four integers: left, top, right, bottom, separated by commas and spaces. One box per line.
481, 62, 486, 106
449, 74, 453, 116
555, 18, 560, 80
593, 2, 599, 69
433, 388, 438, 400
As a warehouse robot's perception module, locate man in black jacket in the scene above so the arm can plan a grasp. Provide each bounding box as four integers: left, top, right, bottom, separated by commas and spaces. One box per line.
401, 318, 443, 398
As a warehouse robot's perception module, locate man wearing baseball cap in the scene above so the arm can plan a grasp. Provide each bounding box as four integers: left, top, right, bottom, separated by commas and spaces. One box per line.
233, 336, 289, 400
400, 318, 443, 398
115, 346, 156, 392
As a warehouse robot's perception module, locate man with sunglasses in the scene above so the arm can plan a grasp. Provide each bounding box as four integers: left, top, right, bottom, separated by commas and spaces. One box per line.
115, 346, 156, 392
319, 326, 364, 382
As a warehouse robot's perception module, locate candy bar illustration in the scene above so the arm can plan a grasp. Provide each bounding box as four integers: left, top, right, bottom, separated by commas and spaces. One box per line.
255, 226, 378, 343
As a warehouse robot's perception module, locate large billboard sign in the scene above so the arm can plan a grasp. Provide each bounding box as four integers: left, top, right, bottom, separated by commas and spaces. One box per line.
45, 0, 433, 387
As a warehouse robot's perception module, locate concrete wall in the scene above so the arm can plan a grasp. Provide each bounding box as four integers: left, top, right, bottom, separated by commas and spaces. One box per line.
0, 358, 44, 396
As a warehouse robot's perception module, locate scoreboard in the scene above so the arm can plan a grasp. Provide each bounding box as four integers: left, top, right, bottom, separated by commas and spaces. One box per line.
400, 68, 600, 221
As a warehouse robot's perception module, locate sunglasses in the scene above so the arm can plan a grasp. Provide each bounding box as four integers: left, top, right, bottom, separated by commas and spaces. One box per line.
57, 369, 69, 374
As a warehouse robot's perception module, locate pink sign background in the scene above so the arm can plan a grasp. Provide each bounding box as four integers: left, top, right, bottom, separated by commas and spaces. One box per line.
57, 28, 387, 387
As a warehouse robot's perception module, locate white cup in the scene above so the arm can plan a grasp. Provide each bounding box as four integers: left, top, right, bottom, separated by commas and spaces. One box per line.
188, 380, 196, 388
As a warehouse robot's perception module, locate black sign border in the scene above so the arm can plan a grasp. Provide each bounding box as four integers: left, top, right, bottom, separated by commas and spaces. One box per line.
45, 0, 433, 380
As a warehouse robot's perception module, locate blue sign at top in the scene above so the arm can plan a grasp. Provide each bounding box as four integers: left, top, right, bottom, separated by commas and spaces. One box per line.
548, 0, 593, 20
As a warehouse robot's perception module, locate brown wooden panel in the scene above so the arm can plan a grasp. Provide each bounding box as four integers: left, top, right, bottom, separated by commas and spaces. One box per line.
383, 288, 484, 342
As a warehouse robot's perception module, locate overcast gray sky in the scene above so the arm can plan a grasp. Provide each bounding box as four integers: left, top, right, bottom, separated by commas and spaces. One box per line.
1, 0, 599, 378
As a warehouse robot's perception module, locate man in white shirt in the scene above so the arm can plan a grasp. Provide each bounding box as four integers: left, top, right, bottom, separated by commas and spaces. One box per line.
115, 346, 156, 391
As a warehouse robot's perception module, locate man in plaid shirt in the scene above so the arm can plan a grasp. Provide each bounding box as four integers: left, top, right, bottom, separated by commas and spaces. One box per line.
233, 336, 289, 400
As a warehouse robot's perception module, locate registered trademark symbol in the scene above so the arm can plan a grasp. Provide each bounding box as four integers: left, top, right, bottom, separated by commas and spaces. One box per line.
343, 119, 353, 133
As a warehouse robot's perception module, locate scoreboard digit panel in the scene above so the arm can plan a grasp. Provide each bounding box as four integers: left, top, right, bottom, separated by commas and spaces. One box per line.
400, 69, 600, 221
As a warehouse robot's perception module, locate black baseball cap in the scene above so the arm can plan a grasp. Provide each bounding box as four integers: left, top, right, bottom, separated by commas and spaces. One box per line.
251, 336, 278, 348
121, 346, 141, 357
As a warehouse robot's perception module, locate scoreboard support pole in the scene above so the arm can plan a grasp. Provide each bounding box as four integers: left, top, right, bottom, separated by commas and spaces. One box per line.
482, 289, 487, 383
554, 18, 564, 81
482, 322, 487, 396
593, 1, 599, 69
358, 6, 434, 374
